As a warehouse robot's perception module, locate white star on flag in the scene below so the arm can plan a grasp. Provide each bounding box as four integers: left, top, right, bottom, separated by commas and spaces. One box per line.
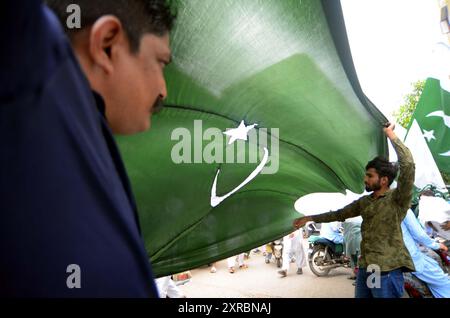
223, 120, 258, 145
422, 129, 436, 142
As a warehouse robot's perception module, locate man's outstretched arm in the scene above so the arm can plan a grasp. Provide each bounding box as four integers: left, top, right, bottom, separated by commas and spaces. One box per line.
293, 199, 361, 230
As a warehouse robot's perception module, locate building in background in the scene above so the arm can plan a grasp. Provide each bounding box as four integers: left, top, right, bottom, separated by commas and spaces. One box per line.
440, 0, 450, 44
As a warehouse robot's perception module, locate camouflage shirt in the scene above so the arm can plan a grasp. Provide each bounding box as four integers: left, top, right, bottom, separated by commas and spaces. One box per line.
312, 137, 415, 272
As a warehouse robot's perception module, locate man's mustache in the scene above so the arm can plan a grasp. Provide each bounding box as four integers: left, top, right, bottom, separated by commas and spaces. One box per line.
152, 98, 165, 114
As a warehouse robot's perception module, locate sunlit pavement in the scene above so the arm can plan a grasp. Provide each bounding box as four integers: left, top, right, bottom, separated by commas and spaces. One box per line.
178, 244, 355, 298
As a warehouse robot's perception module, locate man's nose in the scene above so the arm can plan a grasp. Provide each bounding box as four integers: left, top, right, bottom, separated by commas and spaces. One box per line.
159, 80, 168, 100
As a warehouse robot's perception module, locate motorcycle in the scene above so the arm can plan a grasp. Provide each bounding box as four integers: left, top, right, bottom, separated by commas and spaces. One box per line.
308, 235, 350, 277
264, 239, 283, 267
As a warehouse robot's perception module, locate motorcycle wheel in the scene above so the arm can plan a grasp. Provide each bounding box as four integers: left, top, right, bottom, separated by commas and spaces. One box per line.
309, 245, 331, 277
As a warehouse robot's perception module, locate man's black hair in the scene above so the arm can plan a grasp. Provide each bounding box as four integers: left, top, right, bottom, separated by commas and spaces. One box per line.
365, 156, 398, 186
46, 0, 176, 52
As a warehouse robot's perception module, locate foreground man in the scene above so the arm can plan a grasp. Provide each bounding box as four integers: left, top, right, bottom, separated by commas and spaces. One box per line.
0, 0, 174, 297
294, 123, 415, 298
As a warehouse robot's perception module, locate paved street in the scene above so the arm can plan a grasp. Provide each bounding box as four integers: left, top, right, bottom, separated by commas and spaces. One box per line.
178, 248, 356, 298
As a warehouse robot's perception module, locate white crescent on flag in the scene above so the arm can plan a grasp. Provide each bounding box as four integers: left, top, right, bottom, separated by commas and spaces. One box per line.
210, 147, 269, 207
426, 110, 450, 128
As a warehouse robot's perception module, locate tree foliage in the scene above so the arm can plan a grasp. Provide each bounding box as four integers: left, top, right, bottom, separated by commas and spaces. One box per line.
393, 80, 425, 128
442, 172, 450, 185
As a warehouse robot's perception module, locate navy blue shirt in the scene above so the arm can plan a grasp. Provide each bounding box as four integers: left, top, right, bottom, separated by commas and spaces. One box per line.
0, 0, 158, 297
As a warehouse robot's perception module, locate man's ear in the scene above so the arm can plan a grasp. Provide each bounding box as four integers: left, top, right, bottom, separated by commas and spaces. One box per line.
380, 176, 389, 187
88, 16, 125, 74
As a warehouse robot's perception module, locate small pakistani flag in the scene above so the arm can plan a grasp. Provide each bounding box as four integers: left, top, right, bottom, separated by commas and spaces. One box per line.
408, 78, 450, 174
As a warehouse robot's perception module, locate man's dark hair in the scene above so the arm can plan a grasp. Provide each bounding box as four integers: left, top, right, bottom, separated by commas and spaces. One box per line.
365, 156, 398, 186
46, 0, 176, 52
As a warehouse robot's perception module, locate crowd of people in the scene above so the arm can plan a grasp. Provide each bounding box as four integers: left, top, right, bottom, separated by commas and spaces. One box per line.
167, 198, 448, 298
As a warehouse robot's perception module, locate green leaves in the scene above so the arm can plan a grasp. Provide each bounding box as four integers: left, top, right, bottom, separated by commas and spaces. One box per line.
394, 80, 425, 128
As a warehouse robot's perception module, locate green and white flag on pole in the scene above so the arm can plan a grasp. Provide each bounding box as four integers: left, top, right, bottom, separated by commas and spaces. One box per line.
408, 78, 450, 175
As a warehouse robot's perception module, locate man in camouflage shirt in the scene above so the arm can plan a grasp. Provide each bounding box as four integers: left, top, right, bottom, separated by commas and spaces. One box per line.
293, 123, 415, 298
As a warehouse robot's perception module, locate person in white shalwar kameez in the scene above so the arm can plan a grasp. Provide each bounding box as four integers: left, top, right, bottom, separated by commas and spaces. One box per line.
401, 209, 450, 298
155, 276, 186, 298
278, 229, 306, 277
227, 253, 247, 273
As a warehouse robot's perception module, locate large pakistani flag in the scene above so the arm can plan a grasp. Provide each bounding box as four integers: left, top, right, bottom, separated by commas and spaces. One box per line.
408, 78, 450, 175
117, 0, 387, 277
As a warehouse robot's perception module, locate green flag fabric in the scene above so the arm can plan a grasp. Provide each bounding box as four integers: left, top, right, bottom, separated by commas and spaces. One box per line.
117, 0, 387, 277
408, 78, 450, 175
